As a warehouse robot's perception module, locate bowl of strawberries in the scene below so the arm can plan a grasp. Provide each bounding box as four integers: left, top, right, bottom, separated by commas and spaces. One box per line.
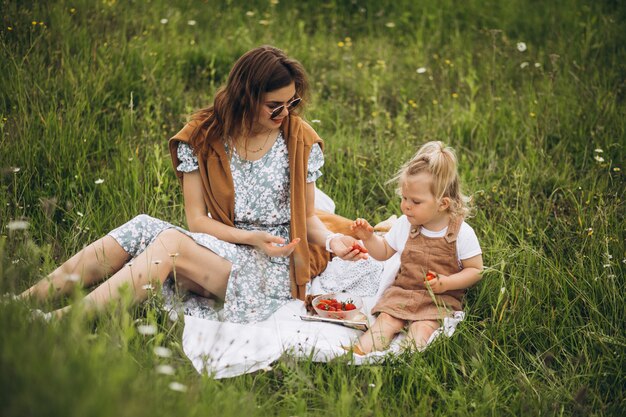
312, 293, 363, 321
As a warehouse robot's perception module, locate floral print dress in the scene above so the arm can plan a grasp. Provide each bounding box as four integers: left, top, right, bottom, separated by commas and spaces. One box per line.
107, 132, 323, 323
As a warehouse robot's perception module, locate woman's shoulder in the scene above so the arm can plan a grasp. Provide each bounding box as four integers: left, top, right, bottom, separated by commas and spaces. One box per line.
287, 115, 322, 146
171, 121, 197, 142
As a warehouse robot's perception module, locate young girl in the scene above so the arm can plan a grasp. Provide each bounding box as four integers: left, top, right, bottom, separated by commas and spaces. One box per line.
350, 141, 483, 354
20, 45, 365, 322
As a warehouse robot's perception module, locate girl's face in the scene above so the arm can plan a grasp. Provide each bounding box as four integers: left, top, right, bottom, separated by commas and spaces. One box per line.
255, 82, 297, 132
400, 172, 449, 229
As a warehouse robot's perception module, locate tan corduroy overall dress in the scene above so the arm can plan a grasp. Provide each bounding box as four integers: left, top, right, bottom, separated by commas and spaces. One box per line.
372, 216, 465, 321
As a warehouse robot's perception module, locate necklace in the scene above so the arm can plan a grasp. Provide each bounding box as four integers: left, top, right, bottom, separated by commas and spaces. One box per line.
245, 128, 273, 153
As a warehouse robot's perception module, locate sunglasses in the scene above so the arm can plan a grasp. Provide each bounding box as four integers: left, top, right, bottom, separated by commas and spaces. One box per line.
268, 97, 302, 120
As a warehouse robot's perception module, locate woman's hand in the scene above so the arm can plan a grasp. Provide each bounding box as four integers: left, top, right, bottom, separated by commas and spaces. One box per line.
329, 235, 369, 261
250, 231, 301, 258
350, 218, 375, 241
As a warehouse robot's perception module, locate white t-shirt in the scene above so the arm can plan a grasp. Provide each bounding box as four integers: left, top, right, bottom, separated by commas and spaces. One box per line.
384, 215, 482, 266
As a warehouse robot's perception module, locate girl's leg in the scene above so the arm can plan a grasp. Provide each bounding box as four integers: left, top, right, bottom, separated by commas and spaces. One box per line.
54, 229, 231, 317
20, 236, 130, 302
406, 320, 440, 349
356, 312, 406, 354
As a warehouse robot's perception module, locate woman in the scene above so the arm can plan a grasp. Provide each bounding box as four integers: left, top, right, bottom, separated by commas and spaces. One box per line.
22, 45, 365, 323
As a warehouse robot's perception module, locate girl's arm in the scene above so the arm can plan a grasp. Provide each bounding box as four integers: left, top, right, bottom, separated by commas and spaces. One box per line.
304, 182, 367, 260
351, 218, 396, 261
427, 254, 483, 294
183, 171, 299, 257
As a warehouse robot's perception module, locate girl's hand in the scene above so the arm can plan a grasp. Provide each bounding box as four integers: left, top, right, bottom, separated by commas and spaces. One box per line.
330, 235, 369, 261
250, 231, 300, 258
350, 218, 375, 241
424, 272, 447, 294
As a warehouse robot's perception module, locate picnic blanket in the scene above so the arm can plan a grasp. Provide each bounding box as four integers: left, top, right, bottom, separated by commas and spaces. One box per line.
181, 252, 465, 379
180, 189, 465, 378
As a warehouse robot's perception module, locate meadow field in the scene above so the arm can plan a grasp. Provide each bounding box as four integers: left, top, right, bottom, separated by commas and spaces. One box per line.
1, 0, 624, 415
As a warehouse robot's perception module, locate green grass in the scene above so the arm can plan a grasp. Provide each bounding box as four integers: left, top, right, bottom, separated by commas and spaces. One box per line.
1, 0, 624, 415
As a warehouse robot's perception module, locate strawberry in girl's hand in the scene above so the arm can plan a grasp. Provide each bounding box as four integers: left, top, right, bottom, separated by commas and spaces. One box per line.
425, 271, 438, 281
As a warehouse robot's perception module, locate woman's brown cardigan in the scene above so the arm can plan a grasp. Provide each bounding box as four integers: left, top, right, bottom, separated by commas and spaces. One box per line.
168, 115, 332, 300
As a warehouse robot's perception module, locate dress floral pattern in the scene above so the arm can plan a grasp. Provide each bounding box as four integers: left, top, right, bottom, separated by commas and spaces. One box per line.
107, 132, 323, 323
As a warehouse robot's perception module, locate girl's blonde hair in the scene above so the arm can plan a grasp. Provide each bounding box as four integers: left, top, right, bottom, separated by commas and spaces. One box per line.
392, 141, 471, 218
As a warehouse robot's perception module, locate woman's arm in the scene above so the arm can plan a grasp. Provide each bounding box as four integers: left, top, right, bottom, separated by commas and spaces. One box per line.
304, 182, 367, 260
427, 254, 484, 294
183, 171, 299, 256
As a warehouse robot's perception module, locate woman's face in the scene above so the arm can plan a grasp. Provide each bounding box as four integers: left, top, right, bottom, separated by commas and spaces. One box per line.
255, 82, 297, 132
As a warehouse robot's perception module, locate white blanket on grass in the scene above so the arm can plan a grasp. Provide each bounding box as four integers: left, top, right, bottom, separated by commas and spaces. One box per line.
181, 190, 465, 379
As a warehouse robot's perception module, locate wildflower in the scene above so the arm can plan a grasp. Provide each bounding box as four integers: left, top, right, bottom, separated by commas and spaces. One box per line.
344, 36, 351, 42
416, 67, 427, 74
500, 287, 506, 294
432, 99, 439, 105
337, 41, 344, 47
7, 26, 12, 31
160, 18, 168, 24
154, 346, 173, 358
613, 167, 621, 172
7, 220, 29, 231
168, 309, 179, 322
451, 92, 459, 99
142, 284, 154, 291
444, 59, 451, 65
270, 0, 279, 4
594, 155, 604, 163
368, 383, 376, 388
95, 178, 104, 184
516, 42, 527, 52
76, 211, 84, 217
385, 22, 396, 28
534, 62, 541, 68
156, 364, 175, 375
586, 228, 593, 236
187, 20, 196, 26
530, 112, 536, 118
246, 11, 255, 17
603, 264, 611, 268
357, 62, 363, 68
32, 21, 37, 26
520, 62, 529, 69
168, 382, 187, 392
70, 8, 76, 14
65, 273, 80, 282
408, 99, 417, 108
594, 148, 603, 153
137, 324, 157, 335
258, 19, 270, 25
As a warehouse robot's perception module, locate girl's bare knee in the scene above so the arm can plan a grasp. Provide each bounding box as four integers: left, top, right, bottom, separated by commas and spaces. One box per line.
378, 312, 405, 329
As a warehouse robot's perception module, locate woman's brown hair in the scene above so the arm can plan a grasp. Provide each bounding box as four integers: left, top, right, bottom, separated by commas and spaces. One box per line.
189, 45, 309, 158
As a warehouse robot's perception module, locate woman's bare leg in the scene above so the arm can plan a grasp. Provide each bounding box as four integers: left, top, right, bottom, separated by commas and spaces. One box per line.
406, 320, 440, 349
20, 236, 129, 302
54, 229, 231, 317
356, 312, 406, 354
